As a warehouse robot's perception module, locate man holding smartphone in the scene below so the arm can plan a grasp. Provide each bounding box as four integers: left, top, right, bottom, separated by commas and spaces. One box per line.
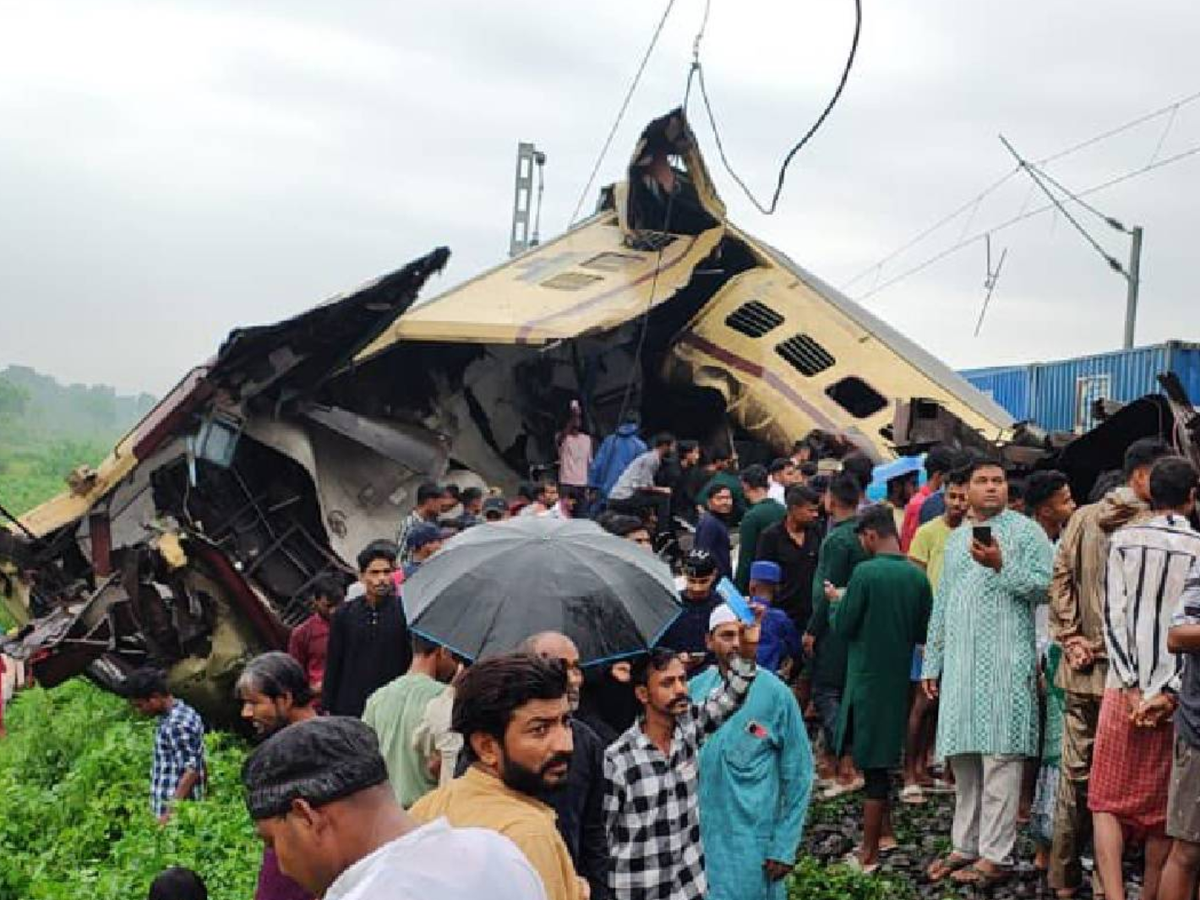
921, 455, 1054, 888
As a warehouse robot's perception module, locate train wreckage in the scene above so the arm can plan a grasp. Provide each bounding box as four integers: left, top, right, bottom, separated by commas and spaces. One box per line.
3, 111, 1198, 719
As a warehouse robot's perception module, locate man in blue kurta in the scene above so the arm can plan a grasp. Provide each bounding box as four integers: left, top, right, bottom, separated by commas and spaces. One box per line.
689, 604, 813, 900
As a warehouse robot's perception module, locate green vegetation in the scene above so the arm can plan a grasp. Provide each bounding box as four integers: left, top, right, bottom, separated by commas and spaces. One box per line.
0, 365, 154, 515
0, 680, 259, 900
786, 855, 915, 900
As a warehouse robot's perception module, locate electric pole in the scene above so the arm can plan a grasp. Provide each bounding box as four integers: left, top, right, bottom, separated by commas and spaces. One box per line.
509, 143, 547, 258
1123, 225, 1143, 350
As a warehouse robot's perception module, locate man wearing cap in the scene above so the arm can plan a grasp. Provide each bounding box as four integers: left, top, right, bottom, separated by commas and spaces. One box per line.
688, 604, 812, 900
241, 717, 547, 900
483, 496, 509, 522
747, 561, 802, 678
402, 523, 444, 579
827, 504, 932, 872
659, 549, 722, 671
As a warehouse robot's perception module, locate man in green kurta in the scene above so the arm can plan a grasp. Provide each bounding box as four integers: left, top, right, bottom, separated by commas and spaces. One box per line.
804, 472, 868, 798
921, 457, 1053, 887
735, 465, 787, 592
830, 504, 932, 871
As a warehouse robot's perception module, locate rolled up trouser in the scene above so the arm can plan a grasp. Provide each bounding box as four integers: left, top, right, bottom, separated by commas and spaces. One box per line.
1049, 691, 1101, 893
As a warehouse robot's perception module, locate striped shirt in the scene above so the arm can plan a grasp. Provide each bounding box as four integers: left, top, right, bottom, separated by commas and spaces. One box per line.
1104, 514, 1200, 697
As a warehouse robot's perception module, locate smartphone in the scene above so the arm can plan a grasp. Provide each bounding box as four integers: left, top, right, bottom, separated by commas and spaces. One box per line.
972, 525, 993, 546
715, 577, 756, 625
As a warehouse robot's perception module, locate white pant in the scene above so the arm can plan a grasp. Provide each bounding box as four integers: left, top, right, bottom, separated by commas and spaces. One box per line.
949, 753, 1024, 866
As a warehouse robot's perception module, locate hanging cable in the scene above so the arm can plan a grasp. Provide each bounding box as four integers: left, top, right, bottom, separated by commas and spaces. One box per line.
693, 0, 862, 216
567, 0, 678, 227
613, 53, 706, 429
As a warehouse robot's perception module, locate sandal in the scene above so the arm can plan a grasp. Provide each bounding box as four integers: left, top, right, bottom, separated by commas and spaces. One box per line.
927, 853, 976, 882
899, 784, 927, 805
842, 852, 880, 875
853, 838, 899, 856
820, 777, 865, 800
950, 863, 1013, 887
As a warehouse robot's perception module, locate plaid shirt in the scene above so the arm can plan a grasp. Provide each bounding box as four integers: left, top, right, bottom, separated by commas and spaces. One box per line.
602, 657, 756, 900
151, 700, 206, 816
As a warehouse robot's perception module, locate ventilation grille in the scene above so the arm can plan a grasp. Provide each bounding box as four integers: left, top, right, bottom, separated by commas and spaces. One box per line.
725, 301, 785, 339
540, 272, 603, 291
580, 252, 641, 272
774, 333, 836, 377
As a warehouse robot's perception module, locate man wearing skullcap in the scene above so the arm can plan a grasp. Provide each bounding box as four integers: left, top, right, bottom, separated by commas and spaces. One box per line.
242, 717, 547, 900
687, 605, 813, 900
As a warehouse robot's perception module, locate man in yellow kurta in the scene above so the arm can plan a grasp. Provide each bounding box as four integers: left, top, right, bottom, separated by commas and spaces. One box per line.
409, 654, 584, 900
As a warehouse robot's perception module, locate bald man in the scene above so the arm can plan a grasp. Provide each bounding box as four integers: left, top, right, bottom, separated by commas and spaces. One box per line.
521, 632, 611, 900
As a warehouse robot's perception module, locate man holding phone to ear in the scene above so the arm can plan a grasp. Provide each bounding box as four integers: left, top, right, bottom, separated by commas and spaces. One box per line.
921, 455, 1054, 888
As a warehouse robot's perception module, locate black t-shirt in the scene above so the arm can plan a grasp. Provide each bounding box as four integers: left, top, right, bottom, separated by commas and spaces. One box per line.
755, 520, 821, 629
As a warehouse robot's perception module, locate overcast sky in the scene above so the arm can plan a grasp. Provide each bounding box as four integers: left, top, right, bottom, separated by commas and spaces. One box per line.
2, 0, 1198, 396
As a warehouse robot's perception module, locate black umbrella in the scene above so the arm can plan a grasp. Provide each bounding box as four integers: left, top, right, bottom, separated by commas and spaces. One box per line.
401, 516, 682, 664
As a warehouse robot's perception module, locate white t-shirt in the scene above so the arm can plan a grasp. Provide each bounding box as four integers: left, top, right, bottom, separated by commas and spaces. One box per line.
326, 817, 547, 900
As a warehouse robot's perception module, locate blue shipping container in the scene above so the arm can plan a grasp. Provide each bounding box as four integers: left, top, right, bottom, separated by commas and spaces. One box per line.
959, 341, 1200, 432
958, 364, 1032, 422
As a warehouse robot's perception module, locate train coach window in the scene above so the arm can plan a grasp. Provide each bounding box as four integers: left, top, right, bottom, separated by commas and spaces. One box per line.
775, 333, 836, 377
826, 376, 888, 419
725, 301, 785, 338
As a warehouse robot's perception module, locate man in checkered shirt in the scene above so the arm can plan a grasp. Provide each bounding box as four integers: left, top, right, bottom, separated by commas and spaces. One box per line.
603, 604, 762, 900
126, 668, 206, 823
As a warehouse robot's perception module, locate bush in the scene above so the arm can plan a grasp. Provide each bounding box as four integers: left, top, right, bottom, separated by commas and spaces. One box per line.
0, 680, 259, 900
786, 855, 916, 900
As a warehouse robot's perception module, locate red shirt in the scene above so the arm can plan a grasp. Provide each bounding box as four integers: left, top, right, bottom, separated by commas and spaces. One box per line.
900, 484, 934, 553
287, 614, 331, 690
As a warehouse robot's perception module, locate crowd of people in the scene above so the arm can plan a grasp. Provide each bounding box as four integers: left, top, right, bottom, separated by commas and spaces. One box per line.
112, 414, 1200, 900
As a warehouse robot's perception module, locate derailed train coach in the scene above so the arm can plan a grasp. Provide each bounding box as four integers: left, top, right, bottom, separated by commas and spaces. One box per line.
6, 109, 1188, 719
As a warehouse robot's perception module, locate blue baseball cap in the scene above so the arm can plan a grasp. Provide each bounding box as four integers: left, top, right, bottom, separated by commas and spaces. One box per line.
749, 560, 782, 584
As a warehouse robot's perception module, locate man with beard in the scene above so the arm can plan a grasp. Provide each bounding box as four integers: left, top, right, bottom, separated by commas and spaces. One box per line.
410, 654, 584, 900
689, 605, 812, 899
521, 632, 612, 900
242, 717, 546, 900
236, 653, 319, 900
363, 636, 459, 808
603, 607, 762, 900
659, 550, 723, 670
323, 542, 412, 717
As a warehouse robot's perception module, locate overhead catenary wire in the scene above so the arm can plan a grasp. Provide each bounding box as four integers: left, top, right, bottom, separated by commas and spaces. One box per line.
999, 134, 1126, 275
1023, 159, 1130, 234
842, 88, 1200, 290
567, 0, 678, 227
692, 0, 863, 216
855, 140, 1200, 302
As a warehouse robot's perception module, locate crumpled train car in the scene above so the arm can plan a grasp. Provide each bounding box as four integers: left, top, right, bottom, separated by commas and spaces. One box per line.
0, 111, 1016, 717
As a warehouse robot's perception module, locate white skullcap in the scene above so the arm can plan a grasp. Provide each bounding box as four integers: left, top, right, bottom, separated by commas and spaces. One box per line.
708, 604, 739, 633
